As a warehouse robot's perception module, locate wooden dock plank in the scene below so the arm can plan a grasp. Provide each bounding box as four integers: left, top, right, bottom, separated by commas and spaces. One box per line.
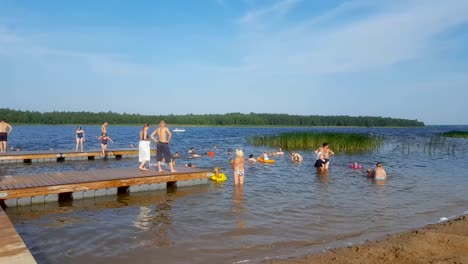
0, 149, 157, 163
0, 208, 37, 264
0, 167, 210, 200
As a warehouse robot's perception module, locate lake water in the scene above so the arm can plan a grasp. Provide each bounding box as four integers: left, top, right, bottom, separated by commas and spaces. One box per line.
3, 125, 468, 264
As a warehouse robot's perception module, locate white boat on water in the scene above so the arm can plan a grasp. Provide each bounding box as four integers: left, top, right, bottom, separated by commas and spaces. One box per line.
173, 128, 186, 132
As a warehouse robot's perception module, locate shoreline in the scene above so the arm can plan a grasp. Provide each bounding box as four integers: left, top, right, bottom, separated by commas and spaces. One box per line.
268, 215, 468, 264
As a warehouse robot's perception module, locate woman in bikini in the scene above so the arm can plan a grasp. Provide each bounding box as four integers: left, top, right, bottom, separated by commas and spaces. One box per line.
233, 149, 245, 186
75, 126, 86, 152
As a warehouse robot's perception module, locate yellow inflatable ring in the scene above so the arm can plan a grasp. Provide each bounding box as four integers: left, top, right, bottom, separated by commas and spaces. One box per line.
257, 157, 276, 164
210, 173, 227, 182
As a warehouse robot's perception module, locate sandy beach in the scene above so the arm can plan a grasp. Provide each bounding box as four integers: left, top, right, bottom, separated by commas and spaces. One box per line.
268, 215, 468, 264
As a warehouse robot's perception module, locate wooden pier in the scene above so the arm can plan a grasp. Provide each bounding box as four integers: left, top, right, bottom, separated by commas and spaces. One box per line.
0, 149, 156, 164
0, 208, 36, 263
0, 167, 212, 208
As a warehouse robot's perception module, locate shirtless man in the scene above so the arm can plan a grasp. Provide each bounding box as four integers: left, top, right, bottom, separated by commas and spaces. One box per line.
371, 162, 387, 180
0, 119, 13, 154
101, 122, 108, 134
290, 152, 303, 162
315, 142, 335, 170
151, 120, 176, 173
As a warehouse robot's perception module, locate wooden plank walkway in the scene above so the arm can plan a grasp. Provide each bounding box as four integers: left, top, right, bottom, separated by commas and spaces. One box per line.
0, 208, 36, 264
0, 167, 211, 204
0, 149, 156, 163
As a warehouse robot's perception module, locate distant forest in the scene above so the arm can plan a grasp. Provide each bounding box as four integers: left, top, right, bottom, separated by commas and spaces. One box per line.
0, 108, 425, 127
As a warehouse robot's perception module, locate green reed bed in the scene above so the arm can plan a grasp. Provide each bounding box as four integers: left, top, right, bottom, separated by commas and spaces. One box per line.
247, 132, 382, 153
441, 130, 468, 139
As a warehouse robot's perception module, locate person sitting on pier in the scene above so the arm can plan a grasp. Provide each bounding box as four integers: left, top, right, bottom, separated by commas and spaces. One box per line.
97, 133, 114, 157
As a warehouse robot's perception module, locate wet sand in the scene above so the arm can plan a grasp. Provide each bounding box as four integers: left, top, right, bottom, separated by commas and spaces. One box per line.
269, 216, 468, 264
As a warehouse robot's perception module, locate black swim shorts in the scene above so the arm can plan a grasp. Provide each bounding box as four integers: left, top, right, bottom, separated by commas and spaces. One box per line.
157, 142, 173, 163
0, 132, 7, 142
314, 159, 325, 168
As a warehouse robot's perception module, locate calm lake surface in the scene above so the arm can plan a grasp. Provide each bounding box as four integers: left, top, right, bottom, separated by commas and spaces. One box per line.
3, 125, 468, 264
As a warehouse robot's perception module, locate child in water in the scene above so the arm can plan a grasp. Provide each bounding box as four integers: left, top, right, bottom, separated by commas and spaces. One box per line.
212, 166, 224, 181
233, 149, 245, 186
248, 154, 256, 163
262, 151, 269, 160
350, 162, 362, 169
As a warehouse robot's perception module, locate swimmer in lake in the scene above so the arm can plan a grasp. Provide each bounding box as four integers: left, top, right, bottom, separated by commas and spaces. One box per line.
366, 162, 387, 180
315, 142, 335, 170
290, 152, 303, 162
277, 148, 284, 155
248, 154, 256, 163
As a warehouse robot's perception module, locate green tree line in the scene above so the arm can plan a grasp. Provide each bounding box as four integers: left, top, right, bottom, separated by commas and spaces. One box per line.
0, 108, 425, 127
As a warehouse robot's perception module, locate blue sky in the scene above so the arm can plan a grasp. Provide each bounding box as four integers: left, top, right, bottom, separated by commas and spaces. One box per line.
1, 0, 468, 125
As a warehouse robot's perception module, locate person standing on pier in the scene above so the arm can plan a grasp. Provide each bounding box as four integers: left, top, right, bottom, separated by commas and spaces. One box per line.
75, 126, 86, 152
101, 122, 108, 134
138, 123, 150, 171
97, 133, 114, 157
0, 119, 13, 154
151, 120, 177, 173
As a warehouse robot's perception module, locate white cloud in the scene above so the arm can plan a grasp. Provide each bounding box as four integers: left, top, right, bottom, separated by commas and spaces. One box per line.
236, 0, 468, 75
238, 0, 300, 26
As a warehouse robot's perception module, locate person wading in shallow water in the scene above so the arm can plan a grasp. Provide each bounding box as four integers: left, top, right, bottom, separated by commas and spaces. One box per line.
315, 142, 335, 170
151, 120, 176, 173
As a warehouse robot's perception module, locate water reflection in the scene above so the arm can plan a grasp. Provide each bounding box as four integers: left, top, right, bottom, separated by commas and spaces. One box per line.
232, 186, 246, 229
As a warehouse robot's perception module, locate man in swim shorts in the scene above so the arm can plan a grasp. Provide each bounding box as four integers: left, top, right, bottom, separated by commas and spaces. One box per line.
315, 142, 335, 170
373, 162, 387, 180
138, 123, 151, 171
101, 122, 108, 134
0, 119, 13, 154
151, 120, 176, 173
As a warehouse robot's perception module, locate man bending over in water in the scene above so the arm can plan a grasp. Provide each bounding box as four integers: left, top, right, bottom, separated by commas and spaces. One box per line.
0, 119, 13, 154
367, 162, 387, 180
151, 120, 176, 173
315, 142, 335, 170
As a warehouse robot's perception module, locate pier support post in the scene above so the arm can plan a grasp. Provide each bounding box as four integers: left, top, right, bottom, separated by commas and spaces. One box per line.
117, 186, 129, 193
58, 192, 73, 202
